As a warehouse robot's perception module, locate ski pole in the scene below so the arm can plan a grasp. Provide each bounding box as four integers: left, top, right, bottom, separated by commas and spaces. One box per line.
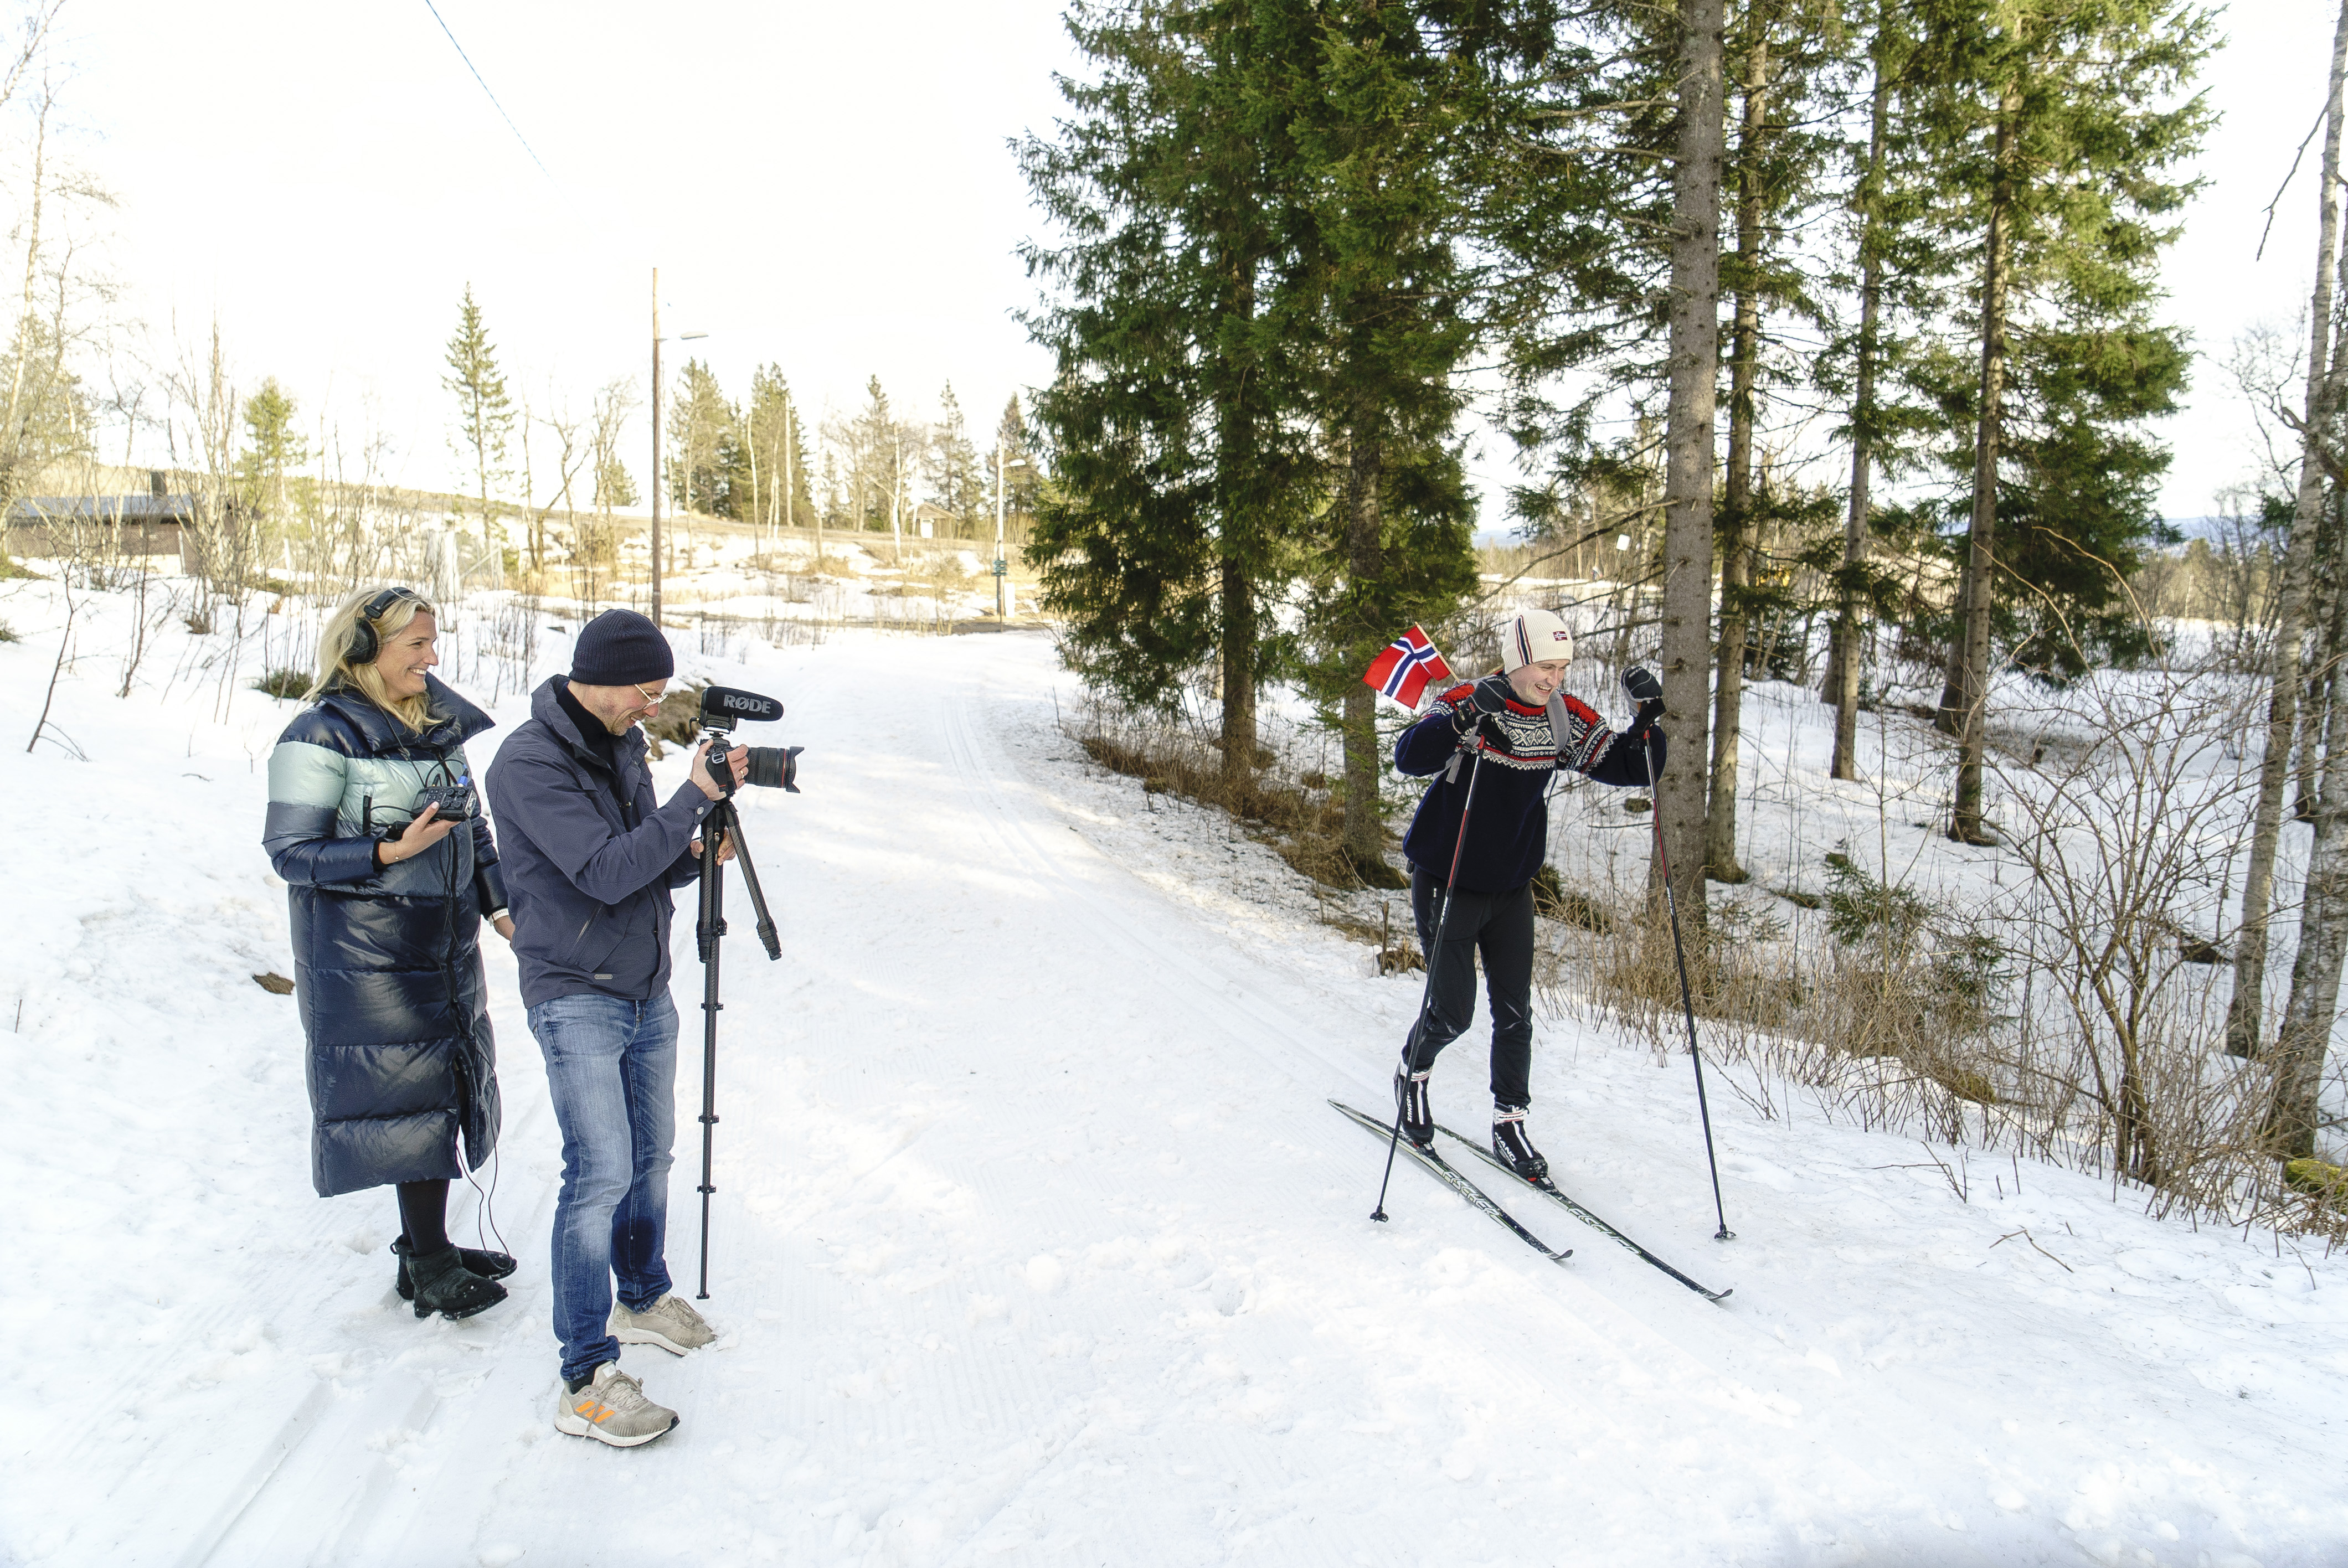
1374, 730, 1487, 1223
1641, 733, 1734, 1241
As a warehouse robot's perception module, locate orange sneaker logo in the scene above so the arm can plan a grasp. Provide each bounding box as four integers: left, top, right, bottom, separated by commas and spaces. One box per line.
573, 1399, 612, 1425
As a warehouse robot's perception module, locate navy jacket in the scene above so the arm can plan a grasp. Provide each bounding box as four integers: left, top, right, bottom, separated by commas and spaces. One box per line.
483, 677, 714, 1010
262, 676, 504, 1198
1396, 681, 1663, 893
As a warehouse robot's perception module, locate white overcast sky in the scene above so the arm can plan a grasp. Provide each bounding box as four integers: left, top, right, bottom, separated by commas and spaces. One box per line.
42, 0, 2340, 524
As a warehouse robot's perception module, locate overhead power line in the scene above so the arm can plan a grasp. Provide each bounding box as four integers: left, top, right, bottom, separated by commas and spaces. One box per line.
421, 0, 552, 179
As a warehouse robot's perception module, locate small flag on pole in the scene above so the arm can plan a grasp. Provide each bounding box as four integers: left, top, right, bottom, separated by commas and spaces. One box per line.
1362, 625, 1454, 709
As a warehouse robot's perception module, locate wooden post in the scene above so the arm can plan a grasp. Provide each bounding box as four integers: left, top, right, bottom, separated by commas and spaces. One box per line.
650, 266, 663, 624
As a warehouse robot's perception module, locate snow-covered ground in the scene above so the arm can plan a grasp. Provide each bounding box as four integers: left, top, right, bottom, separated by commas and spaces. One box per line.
6, 578, 2347, 1566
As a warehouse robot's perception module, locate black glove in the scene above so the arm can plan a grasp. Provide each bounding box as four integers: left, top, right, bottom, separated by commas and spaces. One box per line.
1622, 665, 1662, 705
1469, 674, 1515, 715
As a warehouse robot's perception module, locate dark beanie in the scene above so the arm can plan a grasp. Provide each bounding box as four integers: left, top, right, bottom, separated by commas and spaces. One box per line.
570, 609, 675, 685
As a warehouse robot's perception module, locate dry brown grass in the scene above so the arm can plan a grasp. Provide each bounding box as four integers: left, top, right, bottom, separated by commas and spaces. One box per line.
1064, 695, 1404, 891
1539, 868, 2333, 1238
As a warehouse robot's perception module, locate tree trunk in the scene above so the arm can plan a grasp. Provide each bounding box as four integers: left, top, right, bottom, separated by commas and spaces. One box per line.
2228, 0, 2348, 1057
745, 405, 761, 554
1340, 426, 1391, 876
1, 90, 47, 511
2272, 595, 2348, 1158
1944, 90, 2020, 845
2320, 501, 2348, 809
1707, 24, 1768, 884
2296, 501, 2348, 822
1220, 555, 1256, 784
1830, 30, 1892, 783
1657, 0, 1725, 917
1215, 233, 1264, 789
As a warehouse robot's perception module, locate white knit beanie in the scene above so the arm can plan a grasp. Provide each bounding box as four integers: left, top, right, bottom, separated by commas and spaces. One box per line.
1498, 608, 1575, 673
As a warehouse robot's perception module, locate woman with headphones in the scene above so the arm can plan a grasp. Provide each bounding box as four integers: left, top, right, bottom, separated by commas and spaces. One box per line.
261, 585, 517, 1320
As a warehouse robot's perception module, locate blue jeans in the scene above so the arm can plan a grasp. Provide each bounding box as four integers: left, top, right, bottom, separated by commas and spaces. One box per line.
527, 991, 679, 1384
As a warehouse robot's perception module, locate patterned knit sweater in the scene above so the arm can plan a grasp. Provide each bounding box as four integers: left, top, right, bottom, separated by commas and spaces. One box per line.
1394, 682, 1663, 893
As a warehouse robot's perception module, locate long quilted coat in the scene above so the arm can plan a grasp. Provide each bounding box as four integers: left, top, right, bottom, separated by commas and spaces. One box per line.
261, 675, 506, 1197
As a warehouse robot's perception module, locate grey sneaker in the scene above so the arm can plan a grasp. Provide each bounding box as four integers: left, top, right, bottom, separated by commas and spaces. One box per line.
553, 1363, 677, 1448
609, 1292, 717, 1355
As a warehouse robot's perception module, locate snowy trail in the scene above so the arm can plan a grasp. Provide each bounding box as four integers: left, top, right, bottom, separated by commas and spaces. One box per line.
8, 619, 2348, 1566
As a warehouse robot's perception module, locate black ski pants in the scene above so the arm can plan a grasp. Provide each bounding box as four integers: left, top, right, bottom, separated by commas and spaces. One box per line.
1402, 867, 1536, 1107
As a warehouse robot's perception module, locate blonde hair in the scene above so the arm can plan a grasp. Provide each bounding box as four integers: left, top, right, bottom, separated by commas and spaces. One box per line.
307, 586, 441, 731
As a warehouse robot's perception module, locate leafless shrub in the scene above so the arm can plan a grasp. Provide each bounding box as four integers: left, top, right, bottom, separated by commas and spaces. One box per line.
1539, 668, 2316, 1229
1990, 673, 2287, 1218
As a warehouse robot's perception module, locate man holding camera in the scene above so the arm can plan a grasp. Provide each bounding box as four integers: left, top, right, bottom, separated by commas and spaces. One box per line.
485, 608, 748, 1448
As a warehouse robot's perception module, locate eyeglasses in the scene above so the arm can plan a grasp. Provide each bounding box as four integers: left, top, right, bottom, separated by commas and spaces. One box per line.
632, 682, 668, 710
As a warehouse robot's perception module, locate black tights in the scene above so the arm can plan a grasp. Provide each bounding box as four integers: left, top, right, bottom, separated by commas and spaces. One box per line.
1404, 869, 1537, 1106
397, 1179, 451, 1255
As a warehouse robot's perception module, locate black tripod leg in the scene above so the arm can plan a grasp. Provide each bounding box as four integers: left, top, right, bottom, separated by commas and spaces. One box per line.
696, 805, 728, 1298
724, 814, 782, 960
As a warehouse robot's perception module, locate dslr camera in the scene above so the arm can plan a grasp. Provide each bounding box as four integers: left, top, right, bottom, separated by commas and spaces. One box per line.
699, 685, 803, 796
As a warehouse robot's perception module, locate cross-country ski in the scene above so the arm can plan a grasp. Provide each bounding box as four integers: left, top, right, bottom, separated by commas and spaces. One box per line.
1330, 1101, 1572, 1264
1436, 1123, 1732, 1303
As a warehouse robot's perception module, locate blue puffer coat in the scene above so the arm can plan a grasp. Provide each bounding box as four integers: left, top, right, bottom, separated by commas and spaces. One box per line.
261, 676, 506, 1198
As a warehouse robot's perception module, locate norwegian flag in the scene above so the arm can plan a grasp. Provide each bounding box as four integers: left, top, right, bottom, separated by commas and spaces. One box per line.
1361, 625, 1454, 709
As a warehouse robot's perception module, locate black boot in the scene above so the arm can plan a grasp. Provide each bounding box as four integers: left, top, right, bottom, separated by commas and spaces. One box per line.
1492, 1103, 1548, 1182
1394, 1064, 1434, 1147
398, 1241, 509, 1321
392, 1237, 517, 1302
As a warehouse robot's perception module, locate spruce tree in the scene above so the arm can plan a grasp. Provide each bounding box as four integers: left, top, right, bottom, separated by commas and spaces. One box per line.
993, 395, 1041, 536
1705, 0, 1840, 881
1282, 0, 1486, 881
443, 285, 514, 546
1820, 2, 1927, 780
927, 381, 986, 537
739, 364, 809, 533
238, 377, 308, 525
1911, 0, 2213, 843
1020, 0, 1319, 780
1480, 0, 1721, 913
845, 376, 899, 536
667, 359, 734, 519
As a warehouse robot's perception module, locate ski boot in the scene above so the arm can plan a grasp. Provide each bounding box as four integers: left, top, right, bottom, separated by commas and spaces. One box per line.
1394, 1062, 1434, 1147
1492, 1102, 1549, 1183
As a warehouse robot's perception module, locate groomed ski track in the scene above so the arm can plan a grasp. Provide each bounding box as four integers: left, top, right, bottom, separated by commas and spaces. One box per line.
13, 630, 2348, 1566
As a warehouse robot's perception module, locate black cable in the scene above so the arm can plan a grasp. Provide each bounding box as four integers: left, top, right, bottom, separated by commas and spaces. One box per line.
416, 741, 508, 1258
420, 0, 552, 179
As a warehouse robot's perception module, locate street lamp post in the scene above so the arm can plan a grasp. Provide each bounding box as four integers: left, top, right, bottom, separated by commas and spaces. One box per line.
651, 268, 662, 623
995, 440, 1008, 621
647, 264, 706, 626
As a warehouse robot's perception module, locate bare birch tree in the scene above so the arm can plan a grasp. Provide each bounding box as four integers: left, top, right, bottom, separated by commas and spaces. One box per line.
2228, 0, 2348, 1059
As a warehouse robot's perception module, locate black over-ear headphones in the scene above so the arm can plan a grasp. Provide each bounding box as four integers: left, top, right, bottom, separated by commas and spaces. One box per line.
348, 586, 420, 666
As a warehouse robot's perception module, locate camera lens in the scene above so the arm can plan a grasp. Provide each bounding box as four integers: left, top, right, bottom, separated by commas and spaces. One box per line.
742, 746, 794, 790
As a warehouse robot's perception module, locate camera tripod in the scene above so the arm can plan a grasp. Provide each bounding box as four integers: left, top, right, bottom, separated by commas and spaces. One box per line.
692, 789, 780, 1299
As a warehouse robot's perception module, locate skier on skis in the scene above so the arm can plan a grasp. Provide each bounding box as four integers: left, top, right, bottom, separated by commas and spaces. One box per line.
1391, 608, 1665, 1180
